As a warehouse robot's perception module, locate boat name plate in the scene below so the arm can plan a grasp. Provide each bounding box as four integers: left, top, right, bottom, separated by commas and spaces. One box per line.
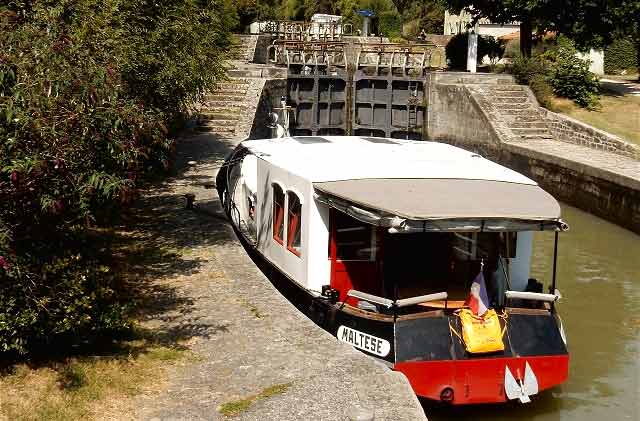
337, 325, 390, 357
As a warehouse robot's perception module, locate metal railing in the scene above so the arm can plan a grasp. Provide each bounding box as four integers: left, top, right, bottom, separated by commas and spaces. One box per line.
255, 20, 352, 41
347, 289, 449, 309
268, 40, 348, 69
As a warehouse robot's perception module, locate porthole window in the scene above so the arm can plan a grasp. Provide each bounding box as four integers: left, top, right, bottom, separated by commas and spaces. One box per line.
272, 184, 285, 244
286, 191, 302, 256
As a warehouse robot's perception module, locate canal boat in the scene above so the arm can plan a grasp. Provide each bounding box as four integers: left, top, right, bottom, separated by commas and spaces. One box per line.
217, 135, 570, 405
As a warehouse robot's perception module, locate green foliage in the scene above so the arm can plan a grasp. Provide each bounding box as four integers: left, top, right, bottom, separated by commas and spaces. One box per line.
484, 35, 505, 65
445, 32, 504, 69
604, 37, 639, 74
543, 38, 600, 108
503, 39, 520, 59
529, 74, 554, 109
0, 0, 233, 354
378, 10, 402, 38
510, 37, 600, 109
511, 54, 546, 85
396, 0, 445, 39
445, 0, 640, 62
231, 0, 445, 40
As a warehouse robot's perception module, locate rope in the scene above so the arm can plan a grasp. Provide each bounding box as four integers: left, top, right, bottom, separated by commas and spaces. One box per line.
449, 321, 463, 342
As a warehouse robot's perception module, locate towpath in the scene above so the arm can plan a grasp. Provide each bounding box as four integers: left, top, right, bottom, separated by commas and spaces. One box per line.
600, 78, 640, 96
128, 128, 426, 420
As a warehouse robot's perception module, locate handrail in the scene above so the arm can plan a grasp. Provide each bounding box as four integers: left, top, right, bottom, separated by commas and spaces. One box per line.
505, 290, 561, 302
347, 289, 449, 309
347, 290, 394, 308
395, 292, 448, 308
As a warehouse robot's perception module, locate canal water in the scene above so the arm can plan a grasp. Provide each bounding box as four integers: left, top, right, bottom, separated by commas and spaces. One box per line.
425, 204, 640, 421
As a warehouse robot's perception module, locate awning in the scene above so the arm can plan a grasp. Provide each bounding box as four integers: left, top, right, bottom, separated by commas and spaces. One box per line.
314, 178, 568, 232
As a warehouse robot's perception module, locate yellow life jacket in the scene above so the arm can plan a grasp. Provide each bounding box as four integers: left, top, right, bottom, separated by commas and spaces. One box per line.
455, 308, 505, 354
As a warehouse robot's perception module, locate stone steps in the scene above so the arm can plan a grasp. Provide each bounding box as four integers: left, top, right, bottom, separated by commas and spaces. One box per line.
512, 128, 554, 137
203, 99, 246, 108
493, 96, 528, 104
516, 133, 555, 140
489, 85, 526, 92
216, 80, 251, 87
471, 82, 556, 143
228, 35, 256, 63
509, 121, 549, 129
501, 106, 539, 114
204, 104, 240, 115
195, 122, 237, 133
227, 68, 264, 78
197, 117, 239, 125
211, 88, 250, 95
491, 92, 529, 99
195, 72, 253, 137
514, 114, 544, 122
204, 94, 247, 102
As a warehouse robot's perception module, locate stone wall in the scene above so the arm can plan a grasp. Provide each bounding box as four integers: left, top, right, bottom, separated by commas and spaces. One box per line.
499, 143, 640, 234
250, 78, 287, 139
540, 108, 640, 160
253, 35, 274, 64
426, 74, 501, 153
237, 78, 267, 139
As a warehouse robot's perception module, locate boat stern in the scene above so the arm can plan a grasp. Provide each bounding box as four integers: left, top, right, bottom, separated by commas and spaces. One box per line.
395, 354, 569, 404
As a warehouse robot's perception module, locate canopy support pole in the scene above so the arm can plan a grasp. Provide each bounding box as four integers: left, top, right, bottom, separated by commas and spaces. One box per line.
551, 231, 559, 312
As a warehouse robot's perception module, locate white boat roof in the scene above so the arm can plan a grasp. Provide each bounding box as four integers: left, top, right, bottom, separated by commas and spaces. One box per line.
241, 136, 536, 185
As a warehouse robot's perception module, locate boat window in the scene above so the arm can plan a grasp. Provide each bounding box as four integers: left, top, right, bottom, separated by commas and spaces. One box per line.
272, 184, 285, 244
287, 191, 302, 256
335, 212, 375, 261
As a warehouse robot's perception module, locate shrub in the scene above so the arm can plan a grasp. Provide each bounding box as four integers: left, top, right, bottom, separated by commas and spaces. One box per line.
543, 38, 600, 108
529, 74, 554, 109
378, 10, 402, 39
445, 32, 503, 70
604, 37, 638, 74
503, 39, 520, 59
510, 37, 600, 109
511, 55, 547, 85
0, 0, 233, 354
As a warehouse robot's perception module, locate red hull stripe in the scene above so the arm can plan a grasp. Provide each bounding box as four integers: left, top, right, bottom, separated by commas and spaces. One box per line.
394, 354, 569, 404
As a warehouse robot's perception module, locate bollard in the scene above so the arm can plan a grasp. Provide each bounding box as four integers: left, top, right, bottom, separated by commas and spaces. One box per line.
184, 193, 196, 209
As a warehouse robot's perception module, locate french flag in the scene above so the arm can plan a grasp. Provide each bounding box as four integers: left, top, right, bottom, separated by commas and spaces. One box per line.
466, 269, 490, 316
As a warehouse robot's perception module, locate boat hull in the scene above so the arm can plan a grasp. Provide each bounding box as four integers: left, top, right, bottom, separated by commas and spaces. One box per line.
217, 156, 569, 405
231, 226, 569, 404
396, 354, 569, 404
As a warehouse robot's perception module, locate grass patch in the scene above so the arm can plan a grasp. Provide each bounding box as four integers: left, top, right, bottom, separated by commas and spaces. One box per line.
549, 94, 640, 145
238, 299, 264, 319
218, 383, 291, 417
0, 337, 189, 421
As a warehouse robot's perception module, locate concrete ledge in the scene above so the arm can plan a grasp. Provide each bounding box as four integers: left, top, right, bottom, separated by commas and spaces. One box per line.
502, 140, 640, 234
429, 71, 515, 85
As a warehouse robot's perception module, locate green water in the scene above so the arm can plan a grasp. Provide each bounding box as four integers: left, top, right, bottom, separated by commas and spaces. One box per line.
425, 204, 640, 420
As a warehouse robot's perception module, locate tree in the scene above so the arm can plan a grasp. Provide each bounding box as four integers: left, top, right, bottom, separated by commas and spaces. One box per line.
612, 1, 640, 79
393, 0, 445, 37
0, 0, 234, 354
443, 0, 640, 58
